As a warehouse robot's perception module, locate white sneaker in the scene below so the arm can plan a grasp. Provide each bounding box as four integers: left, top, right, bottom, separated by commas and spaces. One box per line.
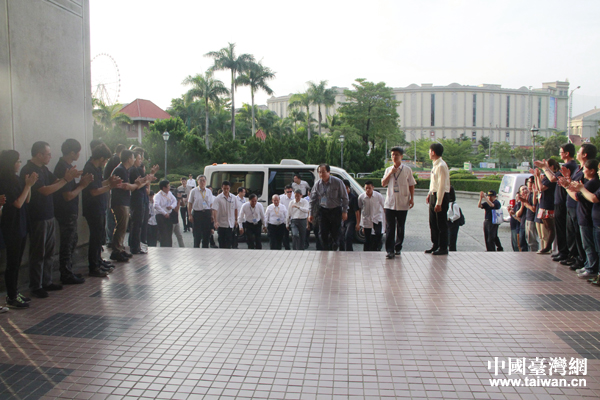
141, 243, 148, 252
0, 306, 8, 313
576, 267, 587, 274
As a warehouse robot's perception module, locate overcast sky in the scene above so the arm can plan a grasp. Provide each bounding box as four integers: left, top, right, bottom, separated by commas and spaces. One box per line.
90, 0, 600, 117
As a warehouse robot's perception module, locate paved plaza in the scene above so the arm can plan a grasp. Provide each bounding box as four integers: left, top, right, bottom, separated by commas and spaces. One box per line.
1, 246, 600, 399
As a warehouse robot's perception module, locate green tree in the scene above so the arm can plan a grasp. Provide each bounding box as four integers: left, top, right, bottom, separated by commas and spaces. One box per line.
336, 79, 400, 149
143, 117, 191, 174
92, 99, 132, 130
543, 132, 568, 158
492, 142, 512, 167
288, 109, 306, 135
307, 80, 337, 136
289, 92, 313, 140
182, 70, 229, 149
236, 61, 276, 135
205, 42, 255, 140
438, 139, 474, 168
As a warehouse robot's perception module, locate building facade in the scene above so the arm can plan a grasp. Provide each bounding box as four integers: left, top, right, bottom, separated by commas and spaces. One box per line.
119, 98, 171, 143
570, 108, 600, 140
267, 81, 570, 146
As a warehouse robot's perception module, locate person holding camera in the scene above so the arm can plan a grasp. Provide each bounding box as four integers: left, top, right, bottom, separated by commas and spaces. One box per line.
478, 190, 502, 251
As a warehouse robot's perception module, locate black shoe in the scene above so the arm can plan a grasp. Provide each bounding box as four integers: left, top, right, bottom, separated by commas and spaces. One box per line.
31, 288, 49, 298
101, 260, 114, 267
110, 252, 129, 262
425, 247, 438, 254
61, 275, 85, 285
386, 252, 395, 259
42, 283, 63, 291
74, 273, 83, 279
131, 249, 148, 255
210, 244, 218, 249
570, 263, 584, 271
89, 268, 109, 278
17, 293, 31, 303
121, 251, 133, 258
552, 255, 568, 262
497, 247, 504, 252
6, 296, 29, 309
432, 249, 449, 256
560, 258, 577, 266
395, 250, 401, 256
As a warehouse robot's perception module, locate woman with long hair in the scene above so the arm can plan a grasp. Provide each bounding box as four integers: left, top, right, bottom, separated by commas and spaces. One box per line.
0, 150, 38, 309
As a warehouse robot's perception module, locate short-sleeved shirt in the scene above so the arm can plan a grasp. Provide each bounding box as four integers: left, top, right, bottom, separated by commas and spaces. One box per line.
510, 202, 521, 230
567, 166, 584, 208
383, 164, 416, 210
53, 158, 78, 218
129, 166, 144, 207
0, 175, 27, 237
82, 159, 107, 218
481, 199, 501, 221
212, 193, 238, 228
556, 160, 578, 205
525, 193, 536, 222
577, 178, 600, 227
539, 177, 556, 211
20, 160, 56, 222
111, 164, 131, 207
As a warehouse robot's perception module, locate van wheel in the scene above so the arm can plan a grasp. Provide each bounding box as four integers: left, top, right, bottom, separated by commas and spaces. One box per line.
354, 229, 366, 244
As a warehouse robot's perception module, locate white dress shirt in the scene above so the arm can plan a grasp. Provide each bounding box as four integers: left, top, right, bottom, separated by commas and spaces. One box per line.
287, 198, 310, 224
235, 195, 247, 220
358, 191, 385, 229
383, 164, 416, 210
292, 180, 311, 196
212, 193, 238, 228
238, 202, 265, 226
186, 178, 197, 188
188, 187, 214, 211
155, 190, 178, 216
279, 193, 294, 210
428, 157, 450, 206
265, 204, 287, 226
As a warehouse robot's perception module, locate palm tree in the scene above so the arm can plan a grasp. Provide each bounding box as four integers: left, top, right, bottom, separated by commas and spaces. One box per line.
288, 109, 306, 135
272, 118, 293, 138
288, 92, 312, 140
205, 43, 255, 140
92, 98, 132, 130
237, 61, 276, 135
182, 70, 229, 149
307, 80, 337, 136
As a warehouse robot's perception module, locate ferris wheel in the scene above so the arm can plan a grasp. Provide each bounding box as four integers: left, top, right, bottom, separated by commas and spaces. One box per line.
91, 53, 121, 105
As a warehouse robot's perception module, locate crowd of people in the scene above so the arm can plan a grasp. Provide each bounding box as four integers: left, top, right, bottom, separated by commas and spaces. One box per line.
6, 138, 595, 312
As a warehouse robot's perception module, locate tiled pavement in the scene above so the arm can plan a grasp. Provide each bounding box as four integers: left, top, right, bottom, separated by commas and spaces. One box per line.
1, 249, 600, 399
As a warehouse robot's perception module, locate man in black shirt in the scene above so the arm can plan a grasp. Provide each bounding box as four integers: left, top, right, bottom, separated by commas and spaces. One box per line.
21, 141, 81, 298
479, 190, 502, 251
340, 180, 359, 251
83, 143, 121, 277
54, 139, 93, 285
104, 144, 126, 248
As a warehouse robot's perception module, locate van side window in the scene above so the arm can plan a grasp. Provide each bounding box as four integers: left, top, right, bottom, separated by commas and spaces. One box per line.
210, 171, 265, 198
268, 169, 315, 203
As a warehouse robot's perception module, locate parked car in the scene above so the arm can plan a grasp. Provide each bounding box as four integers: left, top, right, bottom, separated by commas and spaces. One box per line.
497, 173, 533, 223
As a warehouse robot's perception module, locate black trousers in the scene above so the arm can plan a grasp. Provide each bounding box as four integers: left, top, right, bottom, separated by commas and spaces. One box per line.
319, 206, 343, 251
364, 222, 383, 252
141, 197, 149, 244
268, 223, 286, 249
567, 206, 584, 263
57, 215, 78, 280
2, 228, 26, 300
554, 202, 568, 257
128, 202, 143, 252
244, 222, 262, 249
217, 227, 234, 248
85, 213, 105, 271
282, 227, 291, 250
193, 210, 213, 248
180, 206, 189, 231
340, 219, 355, 251
448, 222, 459, 251
483, 220, 500, 251
428, 193, 449, 251
156, 214, 173, 247
385, 209, 408, 254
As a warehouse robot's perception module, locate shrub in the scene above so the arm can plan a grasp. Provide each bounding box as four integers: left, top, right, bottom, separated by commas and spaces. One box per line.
482, 174, 504, 180
417, 179, 502, 192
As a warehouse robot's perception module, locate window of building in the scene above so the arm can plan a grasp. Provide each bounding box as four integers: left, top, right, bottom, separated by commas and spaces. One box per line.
506, 96, 510, 127
431, 94, 435, 126
472, 131, 477, 142
472, 94, 477, 127
506, 132, 510, 142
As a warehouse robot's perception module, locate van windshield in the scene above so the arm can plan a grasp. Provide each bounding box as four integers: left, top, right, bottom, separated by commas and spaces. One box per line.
210, 171, 265, 198
268, 169, 315, 203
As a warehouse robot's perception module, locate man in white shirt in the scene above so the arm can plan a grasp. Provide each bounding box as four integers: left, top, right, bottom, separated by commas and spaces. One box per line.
233, 187, 247, 249
186, 174, 197, 189
381, 146, 416, 259
287, 189, 310, 250
265, 194, 288, 249
426, 142, 451, 255
154, 180, 178, 247
188, 175, 214, 248
238, 193, 266, 249
358, 181, 385, 252
212, 180, 238, 249
292, 174, 311, 196
279, 185, 294, 250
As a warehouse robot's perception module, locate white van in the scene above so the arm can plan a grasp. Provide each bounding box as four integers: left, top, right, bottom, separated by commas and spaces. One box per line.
203, 159, 365, 206
497, 173, 533, 223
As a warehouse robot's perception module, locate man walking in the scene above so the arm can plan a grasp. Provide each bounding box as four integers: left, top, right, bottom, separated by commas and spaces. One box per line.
358, 181, 385, 252
212, 180, 238, 249
279, 185, 294, 250
288, 189, 310, 250
188, 175, 214, 248
233, 187, 246, 248
426, 143, 450, 255
238, 193, 265, 249
309, 164, 349, 251
292, 174, 311, 196
381, 146, 416, 259
265, 194, 287, 250
177, 177, 190, 232
340, 180, 359, 251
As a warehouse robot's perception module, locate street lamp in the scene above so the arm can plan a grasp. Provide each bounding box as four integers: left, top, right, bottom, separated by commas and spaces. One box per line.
530, 126, 539, 167
162, 131, 170, 176
339, 135, 345, 169
568, 85, 581, 142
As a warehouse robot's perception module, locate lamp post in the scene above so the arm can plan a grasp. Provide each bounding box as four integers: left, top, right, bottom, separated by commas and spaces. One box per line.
530, 126, 539, 167
568, 85, 581, 142
162, 131, 170, 176
339, 135, 345, 169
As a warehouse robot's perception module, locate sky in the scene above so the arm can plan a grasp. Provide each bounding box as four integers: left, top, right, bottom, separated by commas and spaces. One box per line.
90, 0, 600, 117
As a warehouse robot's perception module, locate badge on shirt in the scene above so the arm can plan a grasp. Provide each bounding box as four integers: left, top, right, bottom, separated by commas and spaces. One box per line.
253, 218, 258, 223
202, 201, 208, 208
394, 187, 399, 193
276, 217, 281, 222
320, 196, 328, 207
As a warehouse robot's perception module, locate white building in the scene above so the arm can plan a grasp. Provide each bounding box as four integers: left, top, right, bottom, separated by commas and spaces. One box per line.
569, 108, 600, 140
267, 81, 570, 146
